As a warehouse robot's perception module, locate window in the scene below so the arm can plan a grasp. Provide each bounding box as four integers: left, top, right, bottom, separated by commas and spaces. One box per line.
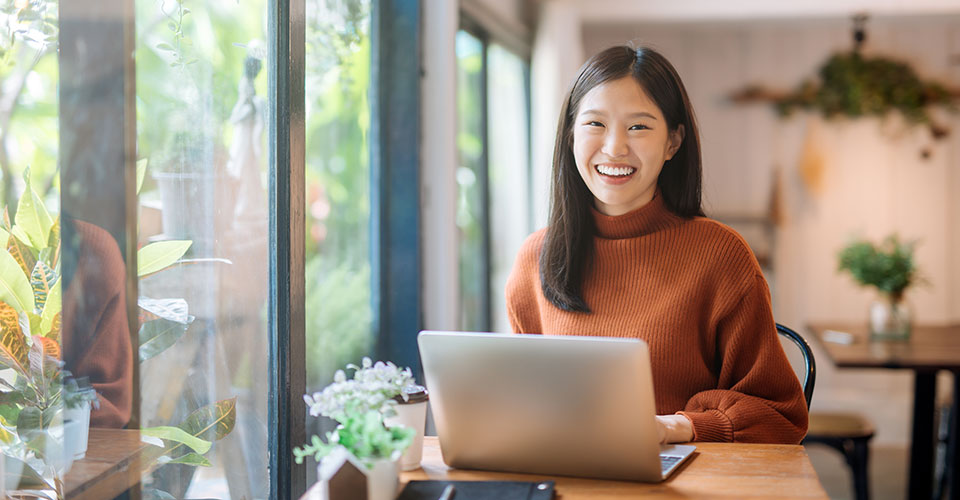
1, 1, 420, 499
134, 0, 271, 497
455, 24, 531, 333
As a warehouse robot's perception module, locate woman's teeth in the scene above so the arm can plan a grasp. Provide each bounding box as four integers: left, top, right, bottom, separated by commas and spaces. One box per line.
596, 165, 636, 177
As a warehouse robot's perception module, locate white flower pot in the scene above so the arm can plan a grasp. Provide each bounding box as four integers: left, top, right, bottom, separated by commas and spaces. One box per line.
384, 401, 427, 471
64, 401, 91, 459
364, 457, 400, 500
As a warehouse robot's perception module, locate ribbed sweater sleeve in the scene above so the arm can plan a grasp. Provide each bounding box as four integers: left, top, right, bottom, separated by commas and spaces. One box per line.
678, 274, 808, 444
63, 220, 133, 429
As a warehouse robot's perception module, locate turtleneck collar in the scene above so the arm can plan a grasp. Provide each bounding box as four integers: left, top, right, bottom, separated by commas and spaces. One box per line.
591, 193, 682, 239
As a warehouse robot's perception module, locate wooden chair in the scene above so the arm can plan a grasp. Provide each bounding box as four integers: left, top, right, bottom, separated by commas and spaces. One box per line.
776, 323, 874, 500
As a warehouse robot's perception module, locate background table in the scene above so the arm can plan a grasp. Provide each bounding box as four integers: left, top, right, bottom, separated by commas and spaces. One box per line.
809, 323, 960, 500
62, 429, 148, 500
397, 436, 828, 499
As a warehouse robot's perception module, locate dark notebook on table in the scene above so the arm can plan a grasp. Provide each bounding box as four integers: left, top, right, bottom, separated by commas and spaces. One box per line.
396, 480, 555, 500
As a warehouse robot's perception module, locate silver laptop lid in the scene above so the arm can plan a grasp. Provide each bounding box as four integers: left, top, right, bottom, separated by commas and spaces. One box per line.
418, 331, 666, 482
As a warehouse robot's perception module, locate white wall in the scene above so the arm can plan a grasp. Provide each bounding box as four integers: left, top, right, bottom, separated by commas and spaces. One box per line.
582, 15, 960, 445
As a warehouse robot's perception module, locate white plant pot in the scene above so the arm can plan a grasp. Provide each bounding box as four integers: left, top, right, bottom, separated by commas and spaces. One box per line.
41, 421, 78, 476
384, 401, 427, 471
364, 457, 400, 500
64, 401, 91, 460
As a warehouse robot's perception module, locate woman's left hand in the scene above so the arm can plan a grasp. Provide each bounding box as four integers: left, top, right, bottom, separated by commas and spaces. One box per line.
655, 414, 694, 443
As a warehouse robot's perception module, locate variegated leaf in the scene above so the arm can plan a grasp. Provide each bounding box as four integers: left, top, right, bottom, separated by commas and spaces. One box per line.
30, 261, 55, 315
0, 303, 28, 375
29, 335, 60, 383
179, 397, 237, 443
138, 297, 192, 325
6, 235, 34, 278
44, 312, 60, 343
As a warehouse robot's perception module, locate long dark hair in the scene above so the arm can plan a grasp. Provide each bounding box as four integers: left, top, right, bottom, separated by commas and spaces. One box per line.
539, 45, 703, 313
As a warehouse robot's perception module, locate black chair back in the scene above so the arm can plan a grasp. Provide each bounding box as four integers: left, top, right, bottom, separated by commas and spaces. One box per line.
776, 323, 816, 409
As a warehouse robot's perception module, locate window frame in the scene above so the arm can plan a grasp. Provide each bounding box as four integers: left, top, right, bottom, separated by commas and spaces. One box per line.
456, 14, 533, 333
58, 0, 422, 498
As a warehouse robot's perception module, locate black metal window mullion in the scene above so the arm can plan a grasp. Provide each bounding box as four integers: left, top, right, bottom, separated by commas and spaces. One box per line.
268, 0, 306, 498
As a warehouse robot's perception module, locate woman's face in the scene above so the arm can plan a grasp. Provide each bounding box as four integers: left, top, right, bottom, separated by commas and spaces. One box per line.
572, 76, 684, 216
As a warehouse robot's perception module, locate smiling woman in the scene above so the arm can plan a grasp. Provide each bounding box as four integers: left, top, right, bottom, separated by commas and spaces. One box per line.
572, 76, 685, 216
505, 45, 808, 446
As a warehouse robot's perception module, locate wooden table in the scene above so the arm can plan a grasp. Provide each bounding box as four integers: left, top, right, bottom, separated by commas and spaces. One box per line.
809, 323, 960, 500
396, 436, 829, 499
61, 428, 148, 500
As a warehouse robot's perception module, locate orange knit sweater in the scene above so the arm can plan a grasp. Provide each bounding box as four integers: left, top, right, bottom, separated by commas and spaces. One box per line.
505, 195, 808, 444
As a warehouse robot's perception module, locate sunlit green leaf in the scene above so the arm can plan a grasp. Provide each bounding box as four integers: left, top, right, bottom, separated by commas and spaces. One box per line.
141, 426, 211, 455
137, 240, 191, 277
166, 452, 211, 467
14, 168, 52, 250
39, 280, 59, 335
0, 250, 35, 313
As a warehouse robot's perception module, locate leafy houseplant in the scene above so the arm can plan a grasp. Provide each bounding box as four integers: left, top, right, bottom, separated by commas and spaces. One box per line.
295, 358, 417, 500
0, 167, 236, 498
838, 235, 919, 339
296, 358, 416, 464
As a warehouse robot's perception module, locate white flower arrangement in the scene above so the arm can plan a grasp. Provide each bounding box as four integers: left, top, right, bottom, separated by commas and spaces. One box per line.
303, 357, 416, 423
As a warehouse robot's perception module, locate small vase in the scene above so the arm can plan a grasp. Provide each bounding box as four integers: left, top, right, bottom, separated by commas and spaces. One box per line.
869, 294, 912, 341
384, 385, 428, 471
64, 401, 91, 459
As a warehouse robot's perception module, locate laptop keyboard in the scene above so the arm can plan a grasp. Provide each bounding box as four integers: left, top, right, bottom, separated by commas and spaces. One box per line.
660, 454, 682, 474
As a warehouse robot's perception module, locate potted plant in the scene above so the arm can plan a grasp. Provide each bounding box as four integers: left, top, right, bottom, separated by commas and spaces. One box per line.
838, 235, 920, 340
295, 358, 424, 500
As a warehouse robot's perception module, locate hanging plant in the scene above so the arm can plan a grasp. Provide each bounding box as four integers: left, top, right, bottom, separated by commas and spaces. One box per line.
771, 51, 955, 139
730, 14, 960, 157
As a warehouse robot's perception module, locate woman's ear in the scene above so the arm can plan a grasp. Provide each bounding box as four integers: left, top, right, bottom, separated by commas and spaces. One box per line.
667, 124, 685, 160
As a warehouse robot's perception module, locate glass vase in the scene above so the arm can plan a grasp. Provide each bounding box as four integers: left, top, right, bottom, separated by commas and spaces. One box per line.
869, 295, 912, 341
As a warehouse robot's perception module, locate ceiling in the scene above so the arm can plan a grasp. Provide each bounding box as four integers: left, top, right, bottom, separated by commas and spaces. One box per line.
573, 0, 960, 22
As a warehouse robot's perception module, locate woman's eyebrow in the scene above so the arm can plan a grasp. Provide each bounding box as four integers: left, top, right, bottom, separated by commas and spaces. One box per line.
579, 109, 658, 121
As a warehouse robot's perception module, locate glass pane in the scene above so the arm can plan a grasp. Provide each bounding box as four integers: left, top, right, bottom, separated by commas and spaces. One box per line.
0, 0, 64, 495
302, 0, 374, 483
487, 44, 530, 333
135, 0, 270, 498
455, 30, 486, 332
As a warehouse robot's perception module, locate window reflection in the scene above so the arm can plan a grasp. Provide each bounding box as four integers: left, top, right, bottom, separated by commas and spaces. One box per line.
135, 0, 269, 498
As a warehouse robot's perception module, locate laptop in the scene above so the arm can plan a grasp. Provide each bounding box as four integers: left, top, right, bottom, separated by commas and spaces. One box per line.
417, 331, 695, 482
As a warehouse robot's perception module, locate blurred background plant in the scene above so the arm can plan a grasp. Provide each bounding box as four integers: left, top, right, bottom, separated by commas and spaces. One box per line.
838, 234, 920, 301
